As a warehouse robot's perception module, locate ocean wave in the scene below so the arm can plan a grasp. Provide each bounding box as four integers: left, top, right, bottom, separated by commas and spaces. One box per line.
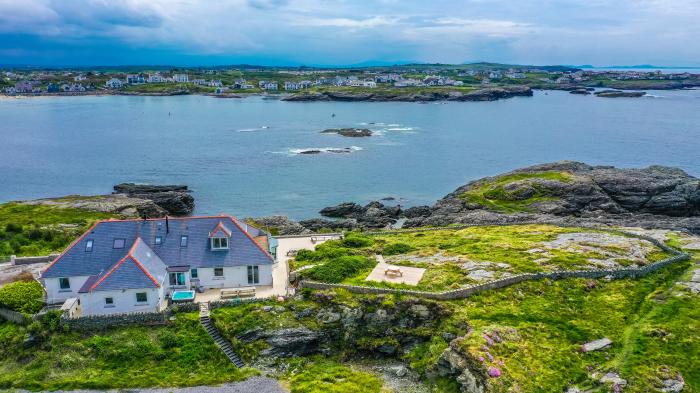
386, 127, 414, 131
237, 126, 271, 132
644, 94, 664, 98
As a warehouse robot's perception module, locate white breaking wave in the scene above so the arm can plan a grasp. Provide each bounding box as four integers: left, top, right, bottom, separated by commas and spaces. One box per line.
237, 126, 271, 132
386, 127, 414, 131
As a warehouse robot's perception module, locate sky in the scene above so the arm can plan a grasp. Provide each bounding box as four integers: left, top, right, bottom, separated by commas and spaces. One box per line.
0, 0, 699, 67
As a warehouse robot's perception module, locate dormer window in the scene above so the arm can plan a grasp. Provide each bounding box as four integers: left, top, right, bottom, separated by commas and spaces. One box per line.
211, 237, 229, 250
209, 221, 231, 251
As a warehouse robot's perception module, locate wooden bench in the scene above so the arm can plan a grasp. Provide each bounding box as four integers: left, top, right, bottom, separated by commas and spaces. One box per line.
220, 287, 256, 299
384, 268, 403, 277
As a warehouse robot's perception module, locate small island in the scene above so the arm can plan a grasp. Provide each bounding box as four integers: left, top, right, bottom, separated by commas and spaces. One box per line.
321, 128, 373, 137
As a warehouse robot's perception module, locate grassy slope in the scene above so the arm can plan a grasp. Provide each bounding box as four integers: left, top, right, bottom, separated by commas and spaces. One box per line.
0, 202, 114, 257
0, 312, 255, 391
459, 171, 573, 212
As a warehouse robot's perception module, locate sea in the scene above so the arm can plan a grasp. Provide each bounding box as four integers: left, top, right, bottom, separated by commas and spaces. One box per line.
1, 88, 699, 219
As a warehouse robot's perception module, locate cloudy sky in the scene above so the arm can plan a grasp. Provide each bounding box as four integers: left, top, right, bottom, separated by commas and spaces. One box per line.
1, 0, 698, 67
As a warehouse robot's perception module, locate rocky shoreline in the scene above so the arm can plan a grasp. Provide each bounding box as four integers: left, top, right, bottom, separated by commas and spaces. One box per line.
18, 183, 194, 218
252, 161, 700, 235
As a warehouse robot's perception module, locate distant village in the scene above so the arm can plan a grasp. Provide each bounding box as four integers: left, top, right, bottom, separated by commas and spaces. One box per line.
1, 65, 698, 95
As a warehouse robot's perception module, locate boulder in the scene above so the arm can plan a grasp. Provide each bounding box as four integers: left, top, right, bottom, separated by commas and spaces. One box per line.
435, 344, 487, 393
595, 90, 646, 98
581, 337, 612, 352
319, 202, 364, 218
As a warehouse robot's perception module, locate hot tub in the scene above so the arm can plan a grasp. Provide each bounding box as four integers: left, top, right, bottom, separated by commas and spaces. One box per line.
171, 290, 196, 302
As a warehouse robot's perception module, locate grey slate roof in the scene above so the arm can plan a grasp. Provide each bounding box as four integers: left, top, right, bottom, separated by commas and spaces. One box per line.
43, 216, 274, 289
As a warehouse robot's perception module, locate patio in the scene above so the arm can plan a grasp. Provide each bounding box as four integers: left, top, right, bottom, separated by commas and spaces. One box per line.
193, 259, 289, 303
365, 255, 426, 286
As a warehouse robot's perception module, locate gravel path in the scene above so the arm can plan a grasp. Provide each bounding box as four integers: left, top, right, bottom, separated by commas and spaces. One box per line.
32, 377, 287, 393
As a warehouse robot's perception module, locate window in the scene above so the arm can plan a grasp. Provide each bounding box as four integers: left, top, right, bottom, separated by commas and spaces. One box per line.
169, 272, 185, 286
180, 235, 188, 247
113, 238, 125, 249
214, 267, 224, 277
211, 237, 229, 250
85, 239, 94, 252
136, 292, 148, 303
191, 268, 198, 279
59, 277, 70, 290
155, 236, 162, 245
247, 266, 259, 285
105, 297, 114, 306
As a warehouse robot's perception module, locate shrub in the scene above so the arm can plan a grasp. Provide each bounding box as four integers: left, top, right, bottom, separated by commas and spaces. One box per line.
295, 242, 354, 263
340, 232, 374, 248
382, 242, 414, 255
307, 255, 376, 283
0, 280, 45, 314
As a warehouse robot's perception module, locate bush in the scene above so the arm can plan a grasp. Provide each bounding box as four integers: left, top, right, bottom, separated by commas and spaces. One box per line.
0, 280, 45, 314
382, 242, 414, 255
307, 255, 376, 283
340, 232, 374, 248
295, 242, 354, 263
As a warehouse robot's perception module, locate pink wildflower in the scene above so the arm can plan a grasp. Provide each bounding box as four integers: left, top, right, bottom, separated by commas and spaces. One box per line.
488, 367, 502, 378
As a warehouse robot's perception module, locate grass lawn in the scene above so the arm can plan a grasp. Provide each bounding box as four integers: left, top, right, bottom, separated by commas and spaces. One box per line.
284, 357, 385, 393
0, 312, 255, 391
295, 225, 671, 292
0, 202, 114, 257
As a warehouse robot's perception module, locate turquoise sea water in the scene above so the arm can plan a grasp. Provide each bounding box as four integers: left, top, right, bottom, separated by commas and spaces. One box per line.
1, 89, 699, 219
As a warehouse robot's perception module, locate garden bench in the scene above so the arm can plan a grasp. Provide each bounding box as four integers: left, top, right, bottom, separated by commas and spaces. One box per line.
220, 287, 256, 299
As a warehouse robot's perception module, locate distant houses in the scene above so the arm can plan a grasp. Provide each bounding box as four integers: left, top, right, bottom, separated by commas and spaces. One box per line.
147, 73, 166, 83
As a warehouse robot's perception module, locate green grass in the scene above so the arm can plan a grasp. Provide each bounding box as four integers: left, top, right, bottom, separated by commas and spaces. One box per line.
0, 202, 113, 257
460, 171, 573, 212
286, 357, 384, 393
0, 312, 255, 391
441, 260, 696, 392
295, 225, 672, 293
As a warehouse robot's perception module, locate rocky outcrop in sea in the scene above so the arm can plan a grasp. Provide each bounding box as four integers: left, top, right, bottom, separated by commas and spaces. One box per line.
282, 86, 533, 102
288, 161, 700, 234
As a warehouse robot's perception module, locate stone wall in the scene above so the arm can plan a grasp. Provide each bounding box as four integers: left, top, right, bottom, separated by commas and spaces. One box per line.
10, 254, 59, 265
60, 310, 168, 331
0, 307, 30, 324
299, 228, 690, 300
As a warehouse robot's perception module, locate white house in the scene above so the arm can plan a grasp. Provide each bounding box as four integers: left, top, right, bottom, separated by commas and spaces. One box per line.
148, 73, 166, 83
105, 78, 123, 89
172, 74, 189, 83
41, 215, 276, 316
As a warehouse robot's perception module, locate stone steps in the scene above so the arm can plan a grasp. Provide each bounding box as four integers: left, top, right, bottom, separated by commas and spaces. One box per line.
198, 302, 244, 368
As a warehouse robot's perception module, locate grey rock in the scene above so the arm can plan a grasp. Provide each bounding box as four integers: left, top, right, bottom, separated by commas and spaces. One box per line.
581, 337, 612, 352
262, 327, 319, 357
390, 365, 409, 378
316, 308, 342, 324
113, 183, 194, 216
435, 344, 487, 393
321, 128, 372, 137
661, 377, 685, 393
